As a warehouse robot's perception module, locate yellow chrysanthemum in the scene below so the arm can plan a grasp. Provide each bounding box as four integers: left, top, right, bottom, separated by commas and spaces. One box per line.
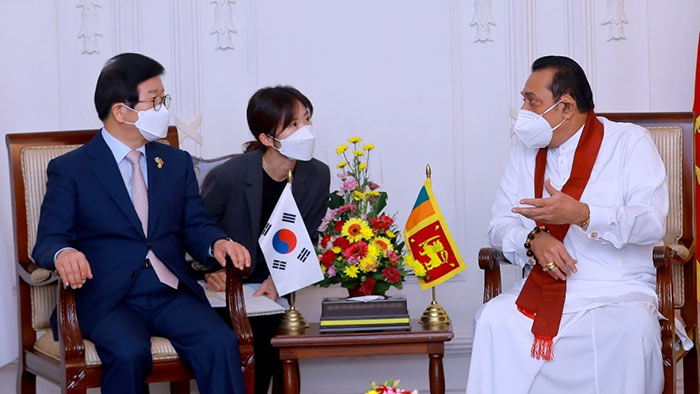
348, 136, 362, 143
366, 243, 381, 260
332, 246, 341, 254
365, 190, 380, 197
359, 163, 368, 170
413, 262, 427, 277
336, 145, 348, 154
363, 144, 375, 151
341, 218, 370, 242
337, 161, 348, 168
385, 230, 396, 238
366, 390, 379, 394
359, 256, 379, 273
353, 190, 365, 201
321, 265, 327, 274
405, 254, 427, 277
360, 227, 374, 239
372, 237, 394, 254
343, 265, 359, 278
354, 150, 365, 157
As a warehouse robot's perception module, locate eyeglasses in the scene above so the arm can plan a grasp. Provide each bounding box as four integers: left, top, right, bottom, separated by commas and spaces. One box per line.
136, 94, 171, 111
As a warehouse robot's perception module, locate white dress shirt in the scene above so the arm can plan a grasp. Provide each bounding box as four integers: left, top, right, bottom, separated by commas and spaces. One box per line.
488, 116, 669, 312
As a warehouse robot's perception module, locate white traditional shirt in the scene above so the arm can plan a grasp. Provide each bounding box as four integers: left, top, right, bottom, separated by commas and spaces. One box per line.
488, 116, 668, 313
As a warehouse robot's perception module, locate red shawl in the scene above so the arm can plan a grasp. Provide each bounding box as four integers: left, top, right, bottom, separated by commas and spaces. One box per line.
515, 111, 604, 360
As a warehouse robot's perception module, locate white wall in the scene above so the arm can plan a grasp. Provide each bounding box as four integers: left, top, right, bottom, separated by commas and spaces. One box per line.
1, 1, 699, 393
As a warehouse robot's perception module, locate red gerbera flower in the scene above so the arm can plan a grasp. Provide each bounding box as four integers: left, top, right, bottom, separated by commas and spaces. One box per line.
334, 220, 345, 233
342, 241, 368, 260
369, 214, 394, 231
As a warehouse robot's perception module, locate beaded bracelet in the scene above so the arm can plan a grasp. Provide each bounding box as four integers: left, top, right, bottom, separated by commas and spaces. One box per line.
524, 225, 549, 263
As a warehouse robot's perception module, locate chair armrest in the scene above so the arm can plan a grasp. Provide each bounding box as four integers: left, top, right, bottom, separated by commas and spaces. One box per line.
56, 282, 87, 387
225, 261, 254, 373
653, 246, 676, 369
478, 247, 511, 303
16, 262, 60, 286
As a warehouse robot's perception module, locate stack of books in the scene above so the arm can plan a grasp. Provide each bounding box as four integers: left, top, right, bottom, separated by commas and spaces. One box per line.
320, 296, 410, 333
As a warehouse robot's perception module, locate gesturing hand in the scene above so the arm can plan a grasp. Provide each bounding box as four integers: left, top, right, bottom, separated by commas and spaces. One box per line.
512, 179, 589, 225
213, 239, 251, 270
253, 278, 279, 301
530, 231, 577, 280
55, 249, 93, 289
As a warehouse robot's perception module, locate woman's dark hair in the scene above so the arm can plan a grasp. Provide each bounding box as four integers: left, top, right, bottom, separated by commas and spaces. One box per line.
94, 53, 165, 121
243, 86, 313, 152
531, 55, 594, 113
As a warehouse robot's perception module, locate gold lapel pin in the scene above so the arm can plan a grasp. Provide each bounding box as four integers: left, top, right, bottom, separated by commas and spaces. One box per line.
155, 157, 164, 169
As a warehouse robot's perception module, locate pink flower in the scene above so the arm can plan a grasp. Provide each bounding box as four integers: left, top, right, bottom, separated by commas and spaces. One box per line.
387, 250, 400, 265
337, 172, 348, 180
369, 182, 380, 190
342, 178, 359, 192
336, 202, 356, 215
327, 266, 336, 277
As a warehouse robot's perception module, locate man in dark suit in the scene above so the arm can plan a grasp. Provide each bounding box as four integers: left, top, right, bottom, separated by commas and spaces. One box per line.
32, 53, 251, 394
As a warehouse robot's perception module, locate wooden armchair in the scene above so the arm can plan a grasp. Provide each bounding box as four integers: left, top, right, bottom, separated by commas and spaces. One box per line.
8, 127, 255, 394
478, 113, 698, 394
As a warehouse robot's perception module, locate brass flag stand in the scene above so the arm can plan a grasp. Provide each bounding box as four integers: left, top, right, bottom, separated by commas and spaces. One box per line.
279, 291, 309, 332
417, 164, 451, 327
279, 170, 309, 332
419, 286, 451, 326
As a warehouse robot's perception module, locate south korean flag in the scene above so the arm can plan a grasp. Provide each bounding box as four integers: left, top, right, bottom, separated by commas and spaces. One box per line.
258, 183, 324, 296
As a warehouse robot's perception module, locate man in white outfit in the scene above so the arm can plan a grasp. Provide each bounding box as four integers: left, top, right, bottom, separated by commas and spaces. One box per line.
466, 55, 667, 394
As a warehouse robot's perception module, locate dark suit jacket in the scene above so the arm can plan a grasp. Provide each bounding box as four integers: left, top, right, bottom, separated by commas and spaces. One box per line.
200, 149, 330, 280
32, 132, 226, 335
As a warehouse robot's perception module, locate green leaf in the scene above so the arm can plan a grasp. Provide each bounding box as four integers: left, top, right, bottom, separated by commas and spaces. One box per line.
329, 192, 344, 209
374, 280, 390, 295
371, 192, 388, 216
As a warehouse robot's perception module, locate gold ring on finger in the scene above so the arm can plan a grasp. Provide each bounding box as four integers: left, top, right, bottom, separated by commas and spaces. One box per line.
545, 262, 556, 271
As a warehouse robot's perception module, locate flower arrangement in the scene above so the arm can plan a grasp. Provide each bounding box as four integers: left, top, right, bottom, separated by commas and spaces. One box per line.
365, 379, 418, 394
316, 137, 422, 295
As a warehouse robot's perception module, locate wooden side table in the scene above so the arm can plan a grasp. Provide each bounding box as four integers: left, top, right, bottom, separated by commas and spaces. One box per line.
271, 320, 453, 394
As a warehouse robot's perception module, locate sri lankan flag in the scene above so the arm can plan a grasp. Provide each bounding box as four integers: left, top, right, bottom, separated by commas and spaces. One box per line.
405, 177, 466, 290
693, 29, 700, 303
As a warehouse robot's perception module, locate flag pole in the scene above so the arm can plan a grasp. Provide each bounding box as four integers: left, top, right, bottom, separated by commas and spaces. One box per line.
279, 169, 310, 332
419, 164, 451, 327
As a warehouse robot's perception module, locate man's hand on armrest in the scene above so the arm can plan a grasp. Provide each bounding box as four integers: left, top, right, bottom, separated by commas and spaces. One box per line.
212, 238, 251, 271
55, 249, 93, 289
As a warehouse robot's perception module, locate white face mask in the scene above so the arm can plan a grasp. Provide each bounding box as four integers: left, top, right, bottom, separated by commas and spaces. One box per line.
513, 100, 566, 148
271, 124, 316, 161
121, 104, 171, 142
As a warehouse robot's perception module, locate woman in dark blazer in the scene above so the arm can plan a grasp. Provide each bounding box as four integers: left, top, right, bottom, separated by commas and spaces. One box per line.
201, 86, 330, 394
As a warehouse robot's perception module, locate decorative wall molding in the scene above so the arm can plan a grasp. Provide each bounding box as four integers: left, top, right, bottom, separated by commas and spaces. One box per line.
601, 0, 628, 41
210, 0, 237, 50
176, 114, 204, 147
469, 0, 496, 43
170, 2, 205, 156
76, 0, 102, 54
110, 0, 141, 53
449, 0, 467, 252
